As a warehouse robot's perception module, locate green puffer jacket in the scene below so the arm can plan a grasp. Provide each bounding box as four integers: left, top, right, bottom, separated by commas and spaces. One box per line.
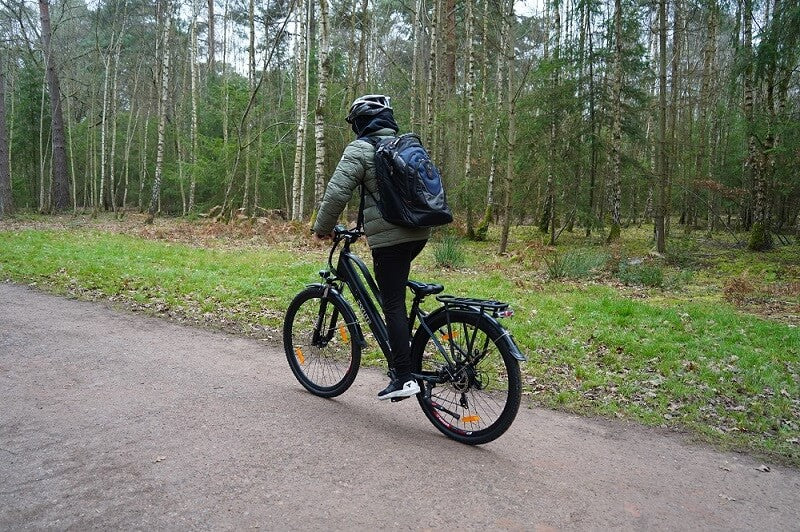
313, 128, 431, 249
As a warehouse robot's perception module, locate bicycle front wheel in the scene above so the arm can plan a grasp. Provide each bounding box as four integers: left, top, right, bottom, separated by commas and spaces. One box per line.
283, 286, 361, 398
411, 309, 522, 445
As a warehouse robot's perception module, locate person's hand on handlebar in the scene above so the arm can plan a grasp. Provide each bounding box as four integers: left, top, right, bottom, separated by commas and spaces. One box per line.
311, 229, 332, 245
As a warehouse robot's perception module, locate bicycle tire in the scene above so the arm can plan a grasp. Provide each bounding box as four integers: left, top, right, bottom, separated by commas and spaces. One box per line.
283, 285, 361, 398
411, 308, 522, 444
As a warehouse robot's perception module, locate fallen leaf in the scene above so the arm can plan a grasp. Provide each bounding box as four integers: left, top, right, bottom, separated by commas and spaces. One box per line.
154, 456, 166, 463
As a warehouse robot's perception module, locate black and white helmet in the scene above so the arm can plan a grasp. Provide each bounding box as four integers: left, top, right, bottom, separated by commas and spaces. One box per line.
346, 94, 392, 124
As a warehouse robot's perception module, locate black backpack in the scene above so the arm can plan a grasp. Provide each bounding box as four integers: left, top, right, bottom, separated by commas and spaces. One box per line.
358, 133, 453, 229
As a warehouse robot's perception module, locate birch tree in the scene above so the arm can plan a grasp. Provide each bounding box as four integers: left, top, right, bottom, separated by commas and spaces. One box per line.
498, 0, 515, 254
145, 1, 172, 224
312, 0, 331, 220
291, 0, 309, 220
463, 0, 476, 238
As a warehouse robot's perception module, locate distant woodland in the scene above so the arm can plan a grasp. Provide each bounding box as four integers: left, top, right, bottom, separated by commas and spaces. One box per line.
0, 0, 798, 251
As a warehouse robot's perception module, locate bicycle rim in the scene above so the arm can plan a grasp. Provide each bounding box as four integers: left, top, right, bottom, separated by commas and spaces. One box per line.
412, 310, 521, 444
283, 287, 360, 397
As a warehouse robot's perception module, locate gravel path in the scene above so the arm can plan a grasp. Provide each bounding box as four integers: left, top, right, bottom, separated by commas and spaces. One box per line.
1, 283, 798, 530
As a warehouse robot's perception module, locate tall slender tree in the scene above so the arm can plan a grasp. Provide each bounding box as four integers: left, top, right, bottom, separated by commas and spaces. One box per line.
609, 0, 623, 241
146, 1, 172, 224
0, 55, 11, 218
38, 0, 69, 211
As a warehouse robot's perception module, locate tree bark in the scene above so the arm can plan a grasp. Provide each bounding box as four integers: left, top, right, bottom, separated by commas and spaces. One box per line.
655, 0, 667, 252
291, 0, 309, 220
146, 3, 172, 224
313, 0, 331, 219
189, 0, 199, 214
463, 0, 476, 238
0, 58, 11, 218
426, 0, 438, 154
38, 0, 70, 211
499, 0, 514, 254
207, 0, 216, 74
609, 0, 623, 241
355, 0, 369, 95
410, 0, 423, 131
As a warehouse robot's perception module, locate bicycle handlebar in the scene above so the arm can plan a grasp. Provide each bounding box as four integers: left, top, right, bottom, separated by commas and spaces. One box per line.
326, 225, 364, 271
332, 224, 363, 243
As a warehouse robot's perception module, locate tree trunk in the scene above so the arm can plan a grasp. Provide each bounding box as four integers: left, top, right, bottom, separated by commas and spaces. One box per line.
655, 0, 667, 253
241, 0, 256, 215
499, 0, 514, 254
426, 0, 438, 153
291, 0, 309, 221
463, 0, 476, 238
100, 54, 110, 211
39, 74, 47, 212
207, 0, 215, 74
586, 10, 597, 237
410, 0, 423, 131
480, 11, 506, 240
443, 0, 456, 91
355, 0, 369, 95
146, 3, 172, 224
696, 0, 717, 231
313, 0, 331, 220
38, 0, 70, 211
667, 0, 682, 236
0, 59, 11, 218
608, 0, 623, 241
189, 1, 199, 214
109, 34, 123, 213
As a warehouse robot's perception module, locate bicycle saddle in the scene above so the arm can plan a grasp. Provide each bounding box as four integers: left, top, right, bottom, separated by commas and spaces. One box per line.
407, 281, 444, 296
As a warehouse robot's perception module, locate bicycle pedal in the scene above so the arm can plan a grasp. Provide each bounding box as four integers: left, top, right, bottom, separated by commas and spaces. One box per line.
390, 396, 409, 403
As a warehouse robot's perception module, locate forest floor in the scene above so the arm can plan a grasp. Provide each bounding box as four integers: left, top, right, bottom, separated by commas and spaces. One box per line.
1, 211, 799, 466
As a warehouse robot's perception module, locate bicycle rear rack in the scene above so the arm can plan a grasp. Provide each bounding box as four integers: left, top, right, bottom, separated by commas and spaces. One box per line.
435, 295, 513, 318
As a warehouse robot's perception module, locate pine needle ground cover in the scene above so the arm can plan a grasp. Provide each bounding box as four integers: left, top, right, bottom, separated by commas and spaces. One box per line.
1, 215, 798, 465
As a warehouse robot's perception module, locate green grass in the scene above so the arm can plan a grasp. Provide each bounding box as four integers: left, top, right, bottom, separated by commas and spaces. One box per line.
1, 220, 799, 465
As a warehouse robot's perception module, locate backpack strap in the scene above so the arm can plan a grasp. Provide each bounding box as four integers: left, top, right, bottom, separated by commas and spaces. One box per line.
355, 135, 383, 232
357, 183, 366, 231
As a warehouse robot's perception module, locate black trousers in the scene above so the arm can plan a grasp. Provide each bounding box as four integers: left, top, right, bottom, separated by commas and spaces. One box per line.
371, 239, 427, 379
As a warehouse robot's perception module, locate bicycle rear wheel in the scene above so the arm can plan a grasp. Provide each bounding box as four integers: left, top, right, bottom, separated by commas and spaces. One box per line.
283, 286, 361, 398
411, 309, 522, 445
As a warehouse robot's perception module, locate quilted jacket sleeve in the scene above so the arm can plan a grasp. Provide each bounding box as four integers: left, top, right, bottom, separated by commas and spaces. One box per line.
312, 141, 368, 236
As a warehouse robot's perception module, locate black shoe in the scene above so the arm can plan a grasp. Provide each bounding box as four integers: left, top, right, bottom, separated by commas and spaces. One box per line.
377, 378, 421, 400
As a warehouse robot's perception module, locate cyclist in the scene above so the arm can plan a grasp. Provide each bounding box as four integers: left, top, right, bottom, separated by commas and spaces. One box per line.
312, 94, 429, 400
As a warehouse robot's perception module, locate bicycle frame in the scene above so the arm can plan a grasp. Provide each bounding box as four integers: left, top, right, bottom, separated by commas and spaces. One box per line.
330, 238, 395, 362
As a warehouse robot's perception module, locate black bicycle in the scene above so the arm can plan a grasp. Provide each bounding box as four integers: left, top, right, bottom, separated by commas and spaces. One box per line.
282, 226, 525, 444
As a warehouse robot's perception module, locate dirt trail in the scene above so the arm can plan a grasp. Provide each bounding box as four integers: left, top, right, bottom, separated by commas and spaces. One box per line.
1, 283, 798, 530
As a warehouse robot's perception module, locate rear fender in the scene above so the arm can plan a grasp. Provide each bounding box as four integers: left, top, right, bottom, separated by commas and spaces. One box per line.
416, 306, 527, 362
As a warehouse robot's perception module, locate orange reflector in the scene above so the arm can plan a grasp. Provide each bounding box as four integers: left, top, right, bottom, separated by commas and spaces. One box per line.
462, 415, 481, 423
339, 325, 349, 343
295, 347, 306, 365
442, 331, 459, 342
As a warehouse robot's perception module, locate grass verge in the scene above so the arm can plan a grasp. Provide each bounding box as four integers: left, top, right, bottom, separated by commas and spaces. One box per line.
1, 216, 798, 465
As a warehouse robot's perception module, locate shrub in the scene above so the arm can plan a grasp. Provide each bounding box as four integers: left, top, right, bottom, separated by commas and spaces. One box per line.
545, 248, 609, 280
617, 260, 664, 287
433, 235, 466, 269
